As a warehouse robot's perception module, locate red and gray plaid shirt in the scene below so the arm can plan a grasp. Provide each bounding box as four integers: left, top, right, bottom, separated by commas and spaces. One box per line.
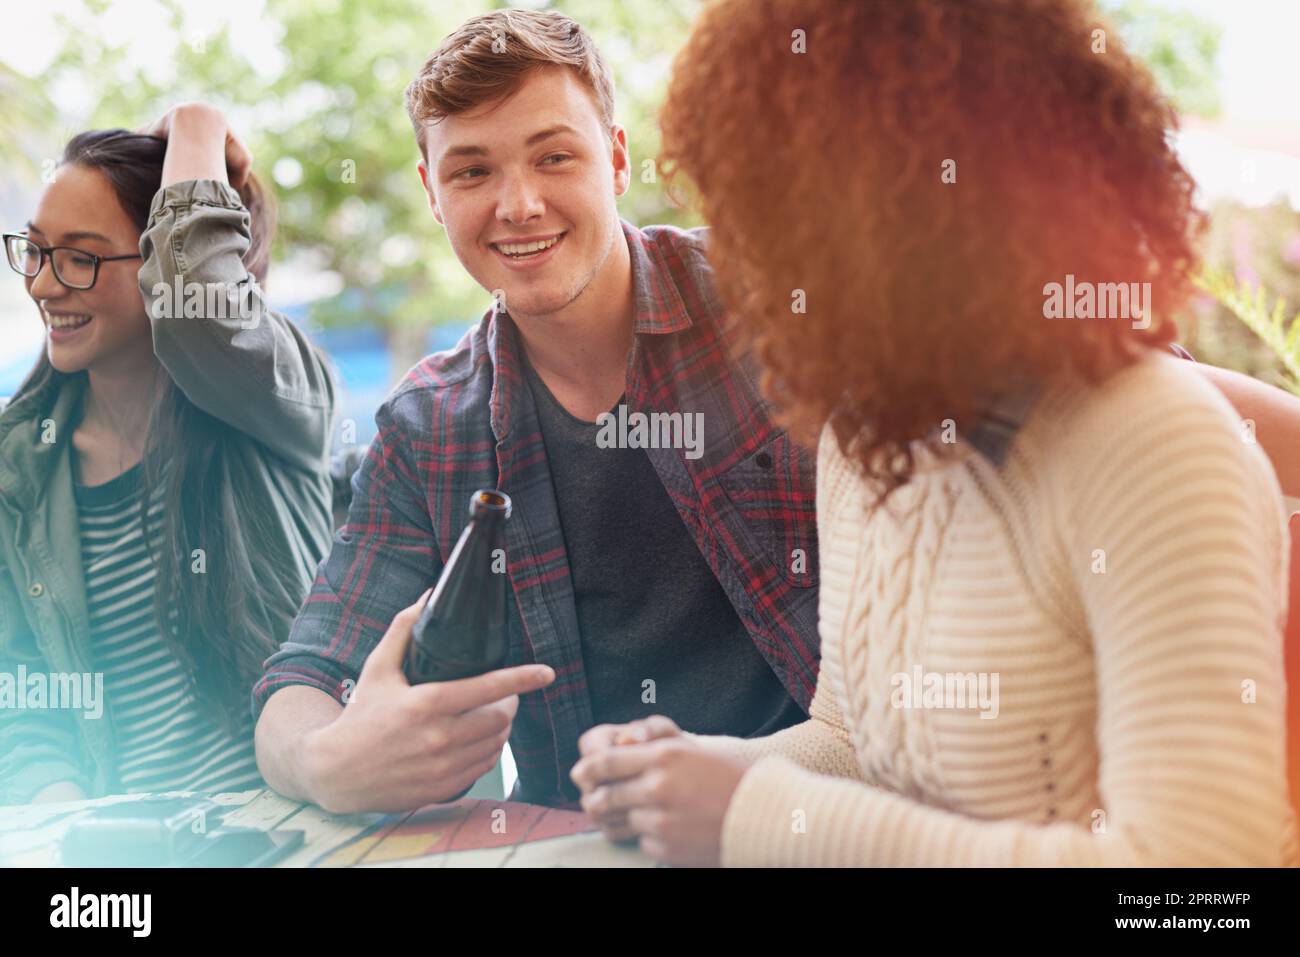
252, 221, 821, 806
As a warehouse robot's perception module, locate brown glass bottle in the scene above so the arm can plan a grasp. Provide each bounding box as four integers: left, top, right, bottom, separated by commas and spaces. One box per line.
404, 489, 512, 683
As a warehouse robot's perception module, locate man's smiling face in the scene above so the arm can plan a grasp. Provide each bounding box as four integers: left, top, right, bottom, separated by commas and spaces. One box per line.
419, 64, 630, 320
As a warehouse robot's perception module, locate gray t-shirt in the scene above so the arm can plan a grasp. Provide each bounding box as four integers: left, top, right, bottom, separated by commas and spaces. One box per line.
523, 355, 805, 737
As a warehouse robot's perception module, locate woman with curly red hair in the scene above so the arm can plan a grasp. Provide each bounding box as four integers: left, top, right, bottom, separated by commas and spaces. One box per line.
571, 0, 1297, 866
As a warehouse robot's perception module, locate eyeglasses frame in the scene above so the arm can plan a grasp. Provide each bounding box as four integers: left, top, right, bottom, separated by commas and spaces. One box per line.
3, 232, 143, 291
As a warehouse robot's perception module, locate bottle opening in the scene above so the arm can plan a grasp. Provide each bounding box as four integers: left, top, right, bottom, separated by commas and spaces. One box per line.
470, 489, 512, 518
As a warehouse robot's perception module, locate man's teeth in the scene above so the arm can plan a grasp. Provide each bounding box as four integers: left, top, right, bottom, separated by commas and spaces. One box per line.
496, 236, 560, 256
49, 314, 92, 329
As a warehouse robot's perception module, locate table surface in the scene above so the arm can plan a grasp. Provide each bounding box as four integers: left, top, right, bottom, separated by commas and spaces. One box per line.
0, 788, 658, 867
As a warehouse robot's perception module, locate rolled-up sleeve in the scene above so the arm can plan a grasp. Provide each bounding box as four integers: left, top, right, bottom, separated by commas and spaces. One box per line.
138, 178, 335, 472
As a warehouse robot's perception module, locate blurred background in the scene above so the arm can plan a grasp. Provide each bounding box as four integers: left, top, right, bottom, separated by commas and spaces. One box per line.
1, 0, 1298, 442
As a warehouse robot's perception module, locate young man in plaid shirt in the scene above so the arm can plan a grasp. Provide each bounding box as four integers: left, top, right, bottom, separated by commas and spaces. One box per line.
252, 9, 820, 813
252, 8, 1300, 836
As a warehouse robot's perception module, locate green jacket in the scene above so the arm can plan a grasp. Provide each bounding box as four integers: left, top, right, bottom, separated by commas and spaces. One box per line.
0, 179, 336, 805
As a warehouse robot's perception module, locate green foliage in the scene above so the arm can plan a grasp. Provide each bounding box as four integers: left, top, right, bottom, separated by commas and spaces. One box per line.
1185, 198, 1300, 380
0, 63, 53, 176
1098, 0, 1222, 118
1195, 270, 1300, 394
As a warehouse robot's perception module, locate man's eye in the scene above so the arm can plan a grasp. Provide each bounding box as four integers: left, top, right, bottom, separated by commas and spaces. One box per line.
71, 256, 96, 267
455, 167, 488, 180
542, 153, 572, 165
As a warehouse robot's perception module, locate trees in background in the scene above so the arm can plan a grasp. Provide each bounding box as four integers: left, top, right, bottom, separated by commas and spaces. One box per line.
8, 0, 1297, 385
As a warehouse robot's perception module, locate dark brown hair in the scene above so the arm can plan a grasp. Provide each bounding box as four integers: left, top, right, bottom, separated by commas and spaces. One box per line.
62, 130, 275, 283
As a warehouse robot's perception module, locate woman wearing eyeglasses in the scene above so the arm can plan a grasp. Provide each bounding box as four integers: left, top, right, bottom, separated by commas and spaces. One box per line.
0, 104, 335, 804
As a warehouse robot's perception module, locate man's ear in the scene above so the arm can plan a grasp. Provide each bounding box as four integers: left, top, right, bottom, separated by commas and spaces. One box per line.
417, 159, 444, 225
610, 124, 631, 198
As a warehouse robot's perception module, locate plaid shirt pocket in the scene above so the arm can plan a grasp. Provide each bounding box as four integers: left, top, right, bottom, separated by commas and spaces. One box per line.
718, 431, 818, 588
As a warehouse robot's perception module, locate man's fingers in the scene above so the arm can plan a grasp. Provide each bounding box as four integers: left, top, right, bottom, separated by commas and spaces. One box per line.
453, 731, 509, 774
364, 588, 433, 676
420, 663, 555, 714
424, 732, 510, 804
447, 697, 517, 743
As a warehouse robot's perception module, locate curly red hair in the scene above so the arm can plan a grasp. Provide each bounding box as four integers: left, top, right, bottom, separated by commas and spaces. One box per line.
660, 0, 1205, 495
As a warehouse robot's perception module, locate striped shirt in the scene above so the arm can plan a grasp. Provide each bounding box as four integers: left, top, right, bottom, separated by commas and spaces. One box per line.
76, 461, 262, 795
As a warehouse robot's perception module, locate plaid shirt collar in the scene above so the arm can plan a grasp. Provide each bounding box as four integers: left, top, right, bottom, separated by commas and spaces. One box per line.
488, 220, 695, 443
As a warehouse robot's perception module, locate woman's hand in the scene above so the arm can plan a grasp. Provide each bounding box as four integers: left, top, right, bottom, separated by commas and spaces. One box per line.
574, 716, 683, 843
570, 724, 749, 867
139, 103, 253, 190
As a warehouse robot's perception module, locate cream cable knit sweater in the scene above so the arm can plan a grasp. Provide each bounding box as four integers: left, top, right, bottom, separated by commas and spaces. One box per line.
691, 353, 1297, 866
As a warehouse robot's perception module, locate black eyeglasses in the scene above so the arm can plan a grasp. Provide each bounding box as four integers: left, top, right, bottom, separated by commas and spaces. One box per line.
3, 233, 142, 291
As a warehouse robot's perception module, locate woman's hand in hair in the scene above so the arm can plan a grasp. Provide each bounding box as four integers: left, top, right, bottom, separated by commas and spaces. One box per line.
139, 102, 253, 190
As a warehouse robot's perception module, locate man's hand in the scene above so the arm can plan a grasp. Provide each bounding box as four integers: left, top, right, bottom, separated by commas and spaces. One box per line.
571, 724, 749, 867
303, 592, 554, 814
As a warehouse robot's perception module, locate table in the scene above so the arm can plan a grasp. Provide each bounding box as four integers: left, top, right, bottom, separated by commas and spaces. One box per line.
0, 788, 659, 867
